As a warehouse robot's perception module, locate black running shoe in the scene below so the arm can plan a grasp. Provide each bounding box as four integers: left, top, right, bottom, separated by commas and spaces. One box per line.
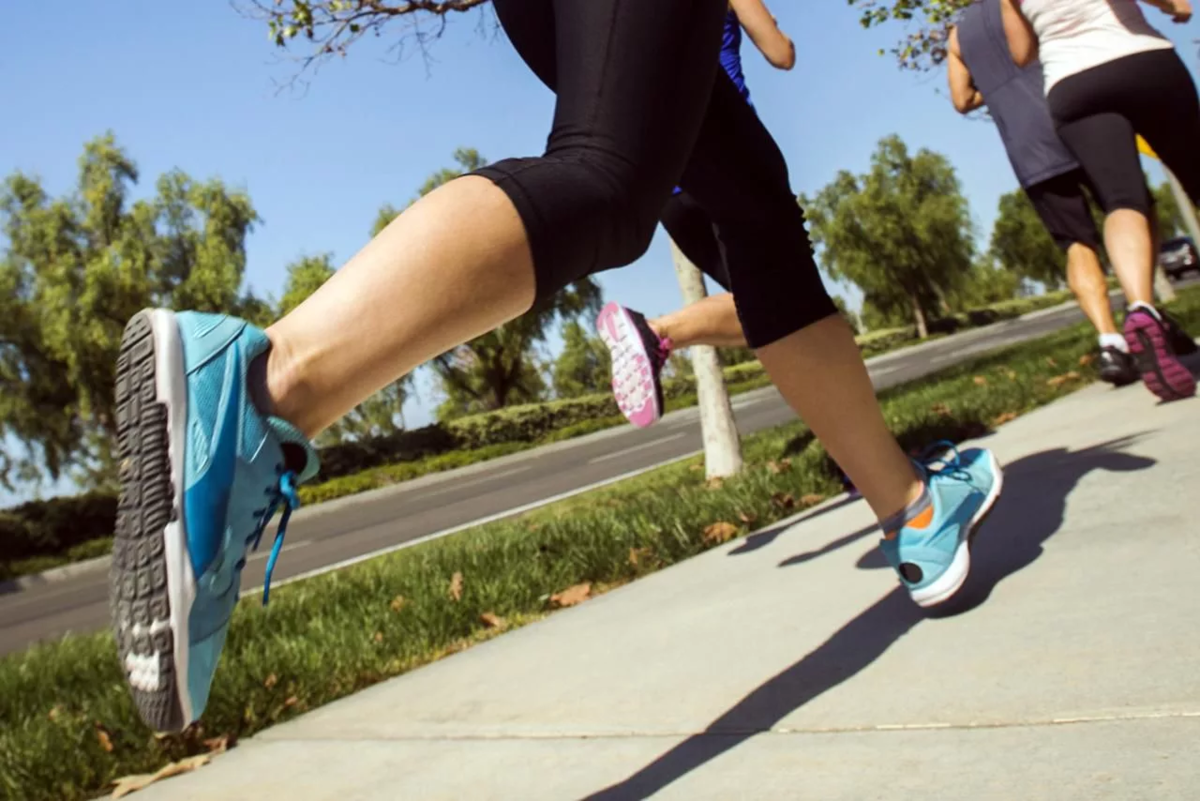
1096, 346, 1138, 386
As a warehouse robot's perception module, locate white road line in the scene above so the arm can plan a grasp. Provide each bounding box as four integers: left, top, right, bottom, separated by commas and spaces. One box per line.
420, 465, 533, 498
587, 433, 687, 464
249, 450, 702, 595
245, 539, 313, 563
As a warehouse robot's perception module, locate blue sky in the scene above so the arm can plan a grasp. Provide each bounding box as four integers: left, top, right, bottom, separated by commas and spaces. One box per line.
0, 1, 1191, 502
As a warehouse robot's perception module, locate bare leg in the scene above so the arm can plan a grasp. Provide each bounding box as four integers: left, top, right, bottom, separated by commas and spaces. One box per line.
1103, 209, 1155, 306
650, 292, 747, 349
262, 176, 535, 438
756, 315, 922, 521
1064, 243, 1119, 335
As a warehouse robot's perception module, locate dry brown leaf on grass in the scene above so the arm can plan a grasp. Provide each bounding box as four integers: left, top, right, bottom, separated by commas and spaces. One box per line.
930, 402, 951, 416
628, 546, 652, 566
95, 723, 114, 753
1047, 371, 1081, 388
766, 458, 792, 474
390, 595, 406, 613
738, 510, 758, 525
111, 754, 212, 799
704, 476, 725, 490
263, 673, 278, 690
284, 696, 300, 709
47, 704, 64, 722
202, 734, 235, 755
771, 492, 796, 510
373, 631, 384, 644
1046, 357, 1058, 367
993, 411, 1018, 426
449, 571, 464, 602
800, 494, 826, 507
973, 376, 988, 386
480, 612, 507, 630
1079, 353, 1095, 366
689, 463, 704, 472
702, 521, 739, 545
550, 582, 592, 608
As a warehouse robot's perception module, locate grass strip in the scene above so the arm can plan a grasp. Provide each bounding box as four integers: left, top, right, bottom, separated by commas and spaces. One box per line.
3, 287, 1195, 801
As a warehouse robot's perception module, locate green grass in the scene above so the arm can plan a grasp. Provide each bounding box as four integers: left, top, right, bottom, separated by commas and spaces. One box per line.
7, 285, 1199, 800
0, 539, 115, 583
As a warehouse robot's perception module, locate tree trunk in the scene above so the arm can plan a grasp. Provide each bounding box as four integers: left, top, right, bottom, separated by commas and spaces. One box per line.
909, 290, 929, 339
669, 238, 743, 479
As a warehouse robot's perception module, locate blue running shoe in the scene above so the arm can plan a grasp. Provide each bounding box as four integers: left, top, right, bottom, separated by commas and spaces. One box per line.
111, 309, 319, 732
879, 445, 1003, 608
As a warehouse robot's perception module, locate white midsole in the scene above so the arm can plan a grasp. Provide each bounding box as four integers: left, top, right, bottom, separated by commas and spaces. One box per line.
151, 308, 195, 725
910, 449, 1005, 608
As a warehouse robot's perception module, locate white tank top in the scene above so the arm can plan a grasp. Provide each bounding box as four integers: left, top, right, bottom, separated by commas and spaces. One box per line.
1017, 0, 1174, 93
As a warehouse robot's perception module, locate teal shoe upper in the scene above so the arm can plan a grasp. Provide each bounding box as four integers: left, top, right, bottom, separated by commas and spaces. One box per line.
880, 445, 997, 593
177, 312, 319, 717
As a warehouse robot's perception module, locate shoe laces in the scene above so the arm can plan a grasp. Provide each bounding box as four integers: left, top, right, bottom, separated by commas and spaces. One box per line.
915, 441, 974, 485
235, 466, 302, 606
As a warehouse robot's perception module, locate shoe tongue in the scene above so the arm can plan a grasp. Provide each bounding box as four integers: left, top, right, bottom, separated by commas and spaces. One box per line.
264, 416, 320, 484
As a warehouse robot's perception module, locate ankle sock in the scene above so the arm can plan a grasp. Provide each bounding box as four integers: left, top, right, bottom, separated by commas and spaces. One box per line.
1128, 302, 1162, 321
1098, 333, 1128, 353
880, 483, 933, 538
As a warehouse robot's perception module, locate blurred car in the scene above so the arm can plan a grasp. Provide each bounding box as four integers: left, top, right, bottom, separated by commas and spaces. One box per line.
1159, 236, 1199, 280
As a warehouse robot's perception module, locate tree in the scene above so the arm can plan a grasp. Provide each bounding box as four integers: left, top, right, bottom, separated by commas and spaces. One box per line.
0, 134, 262, 490
802, 135, 975, 339
848, 0, 974, 71
373, 148, 603, 420
989, 188, 1065, 288
552, 320, 611, 399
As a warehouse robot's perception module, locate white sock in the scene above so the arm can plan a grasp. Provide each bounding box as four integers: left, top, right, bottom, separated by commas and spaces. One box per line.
1098, 333, 1128, 353
1128, 301, 1161, 321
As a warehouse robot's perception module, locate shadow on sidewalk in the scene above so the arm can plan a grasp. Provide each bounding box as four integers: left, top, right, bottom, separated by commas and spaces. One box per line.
580, 436, 1154, 801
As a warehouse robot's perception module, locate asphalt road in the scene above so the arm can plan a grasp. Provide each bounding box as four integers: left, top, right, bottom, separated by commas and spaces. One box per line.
0, 293, 1176, 657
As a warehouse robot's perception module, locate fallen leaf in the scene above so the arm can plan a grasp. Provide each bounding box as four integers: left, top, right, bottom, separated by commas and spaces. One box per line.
95, 723, 114, 753
203, 734, 235, 755
628, 546, 652, 566
766, 458, 792, 474
1005, 369, 1018, 380
704, 476, 725, 490
283, 696, 299, 709
930, 402, 951, 416
373, 631, 384, 644
702, 521, 739, 545
993, 411, 1018, 425
389, 595, 406, 613
1046, 357, 1058, 367
1078, 353, 1095, 366
48, 705, 64, 722
771, 492, 796, 510
263, 673, 278, 690
111, 754, 212, 799
1047, 371, 1082, 388
549, 582, 592, 608
449, 571, 464, 602
480, 612, 507, 630
800, 494, 826, 507
973, 375, 988, 386
738, 511, 758, 525
689, 463, 704, 472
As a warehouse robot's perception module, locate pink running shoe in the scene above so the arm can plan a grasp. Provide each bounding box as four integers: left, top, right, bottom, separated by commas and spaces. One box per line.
1124, 306, 1196, 402
596, 302, 673, 428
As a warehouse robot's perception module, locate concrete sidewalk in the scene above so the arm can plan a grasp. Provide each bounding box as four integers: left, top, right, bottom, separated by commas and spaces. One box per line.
135, 381, 1200, 801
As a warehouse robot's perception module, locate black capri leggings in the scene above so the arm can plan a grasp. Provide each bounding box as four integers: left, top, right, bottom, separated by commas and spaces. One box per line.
661, 191, 732, 291
1048, 48, 1200, 216
473, 0, 835, 348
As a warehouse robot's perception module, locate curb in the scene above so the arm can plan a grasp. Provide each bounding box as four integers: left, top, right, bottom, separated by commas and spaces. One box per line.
0, 554, 112, 594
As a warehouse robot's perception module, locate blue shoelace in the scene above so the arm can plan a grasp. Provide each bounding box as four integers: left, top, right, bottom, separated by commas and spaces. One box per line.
238, 468, 302, 606
916, 441, 973, 484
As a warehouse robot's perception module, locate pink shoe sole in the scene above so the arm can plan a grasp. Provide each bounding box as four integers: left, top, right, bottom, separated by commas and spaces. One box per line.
1125, 310, 1196, 402
596, 302, 662, 428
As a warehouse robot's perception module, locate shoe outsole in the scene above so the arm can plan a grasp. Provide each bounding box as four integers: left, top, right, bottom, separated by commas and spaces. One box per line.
596, 302, 662, 428
111, 311, 187, 733
1125, 312, 1196, 402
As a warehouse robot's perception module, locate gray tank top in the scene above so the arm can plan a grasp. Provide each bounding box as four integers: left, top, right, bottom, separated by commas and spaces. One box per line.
956, 0, 1078, 188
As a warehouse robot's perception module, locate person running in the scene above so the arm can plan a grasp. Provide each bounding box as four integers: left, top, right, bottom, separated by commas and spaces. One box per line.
110, 0, 1002, 735
598, 0, 791, 428
1000, 0, 1199, 400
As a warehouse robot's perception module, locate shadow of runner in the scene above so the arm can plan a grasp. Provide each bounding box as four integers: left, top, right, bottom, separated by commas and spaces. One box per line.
728, 494, 863, 557
582, 437, 1155, 801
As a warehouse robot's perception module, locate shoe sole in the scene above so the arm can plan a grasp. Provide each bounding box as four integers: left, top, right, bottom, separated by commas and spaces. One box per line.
111, 308, 195, 733
1125, 314, 1196, 402
596, 302, 662, 428
910, 449, 1005, 609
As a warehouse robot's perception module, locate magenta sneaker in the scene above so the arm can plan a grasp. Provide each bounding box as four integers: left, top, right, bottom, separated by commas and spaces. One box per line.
596, 302, 672, 428
1124, 307, 1196, 402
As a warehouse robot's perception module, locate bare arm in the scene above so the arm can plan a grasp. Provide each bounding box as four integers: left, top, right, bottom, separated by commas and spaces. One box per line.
1138, 0, 1192, 23
999, 0, 1038, 67
946, 26, 985, 113
729, 0, 796, 70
